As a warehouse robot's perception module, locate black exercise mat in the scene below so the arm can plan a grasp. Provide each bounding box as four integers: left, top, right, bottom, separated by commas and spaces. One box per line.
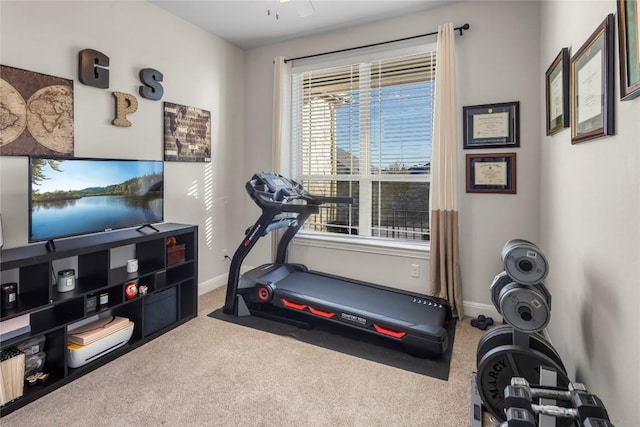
208, 306, 456, 381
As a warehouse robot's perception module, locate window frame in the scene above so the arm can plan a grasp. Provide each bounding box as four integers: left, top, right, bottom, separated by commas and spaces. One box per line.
289, 43, 437, 252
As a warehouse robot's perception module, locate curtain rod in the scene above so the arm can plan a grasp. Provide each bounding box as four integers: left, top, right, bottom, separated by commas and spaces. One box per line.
284, 23, 469, 63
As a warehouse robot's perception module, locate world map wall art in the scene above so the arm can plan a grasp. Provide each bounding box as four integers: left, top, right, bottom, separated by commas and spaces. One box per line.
0, 65, 74, 156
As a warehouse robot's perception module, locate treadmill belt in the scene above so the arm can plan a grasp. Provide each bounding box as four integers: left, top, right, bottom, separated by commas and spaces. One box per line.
276, 271, 445, 325
208, 306, 456, 380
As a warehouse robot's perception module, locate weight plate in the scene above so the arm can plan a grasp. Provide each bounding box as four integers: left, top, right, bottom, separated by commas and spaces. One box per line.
490, 271, 513, 313
502, 239, 549, 285
476, 325, 565, 376
534, 282, 552, 312
477, 344, 571, 424
499, 283, 551, 333
476, 325, 512, 362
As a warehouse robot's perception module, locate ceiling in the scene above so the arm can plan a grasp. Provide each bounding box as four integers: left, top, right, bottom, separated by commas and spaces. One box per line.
150, 0, 453, 49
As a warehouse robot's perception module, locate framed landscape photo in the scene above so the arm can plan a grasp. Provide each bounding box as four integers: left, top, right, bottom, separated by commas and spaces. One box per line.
463, 101, 519, 149
545, 48, 570, 135
465, 152, 517, 194
570, 14, 615, 144
617, 0, 640, 100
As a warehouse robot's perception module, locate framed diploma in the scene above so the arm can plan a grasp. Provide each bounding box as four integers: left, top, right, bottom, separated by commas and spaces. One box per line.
617, 0, 640, 100
570, 14, 615, 144
463, 101, 519, 149
545, 48, 570, 135
465, 153, 516, 194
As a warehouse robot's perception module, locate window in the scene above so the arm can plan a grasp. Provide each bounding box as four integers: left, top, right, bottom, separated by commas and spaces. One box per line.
291, 47, 436, 243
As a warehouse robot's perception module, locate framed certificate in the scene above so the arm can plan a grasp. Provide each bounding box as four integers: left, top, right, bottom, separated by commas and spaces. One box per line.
617, 0, 640, 100
570, 14, 615, 144
466, 153, 517, 194
545, 48, 570, 135
463, 101, 519, 149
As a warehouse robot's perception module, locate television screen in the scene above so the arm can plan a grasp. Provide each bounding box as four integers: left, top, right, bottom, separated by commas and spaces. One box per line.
29, 157, 164, 243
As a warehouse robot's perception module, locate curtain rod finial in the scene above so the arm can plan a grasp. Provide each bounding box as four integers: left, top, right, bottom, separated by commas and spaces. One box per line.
459, 23, 470, 36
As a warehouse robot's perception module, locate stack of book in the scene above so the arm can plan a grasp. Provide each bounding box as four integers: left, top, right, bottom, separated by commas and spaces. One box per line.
67, 315, 134, 369
0, 347, 25, 405
68, 316, 130, 345
0, 314, 30, 343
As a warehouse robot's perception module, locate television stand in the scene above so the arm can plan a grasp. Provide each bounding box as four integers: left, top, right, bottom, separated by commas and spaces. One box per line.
0, 223, 198, 417
45, 239, 57, 253
136, 223, 160, 233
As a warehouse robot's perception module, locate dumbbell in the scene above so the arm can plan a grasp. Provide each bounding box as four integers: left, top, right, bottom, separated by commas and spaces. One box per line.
471, 314, 495, 330
501, 377, 613, 427
502, 406, 614, 427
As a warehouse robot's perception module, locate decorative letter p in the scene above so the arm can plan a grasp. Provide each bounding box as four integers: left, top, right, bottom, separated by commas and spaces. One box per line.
112, 91, 139, 127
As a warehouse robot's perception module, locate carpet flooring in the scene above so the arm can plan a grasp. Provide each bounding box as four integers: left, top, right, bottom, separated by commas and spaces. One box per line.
1, 286, 490, 427
209, 306, 456, 380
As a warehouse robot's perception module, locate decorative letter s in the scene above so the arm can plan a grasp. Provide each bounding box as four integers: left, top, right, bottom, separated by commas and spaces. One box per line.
139, 68, 164, 100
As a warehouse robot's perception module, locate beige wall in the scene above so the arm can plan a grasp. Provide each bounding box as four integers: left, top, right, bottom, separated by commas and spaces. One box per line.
540, 1, 640, 425
244, 0, 542, 314
0, 0, 246, 293
245, 1, 639, 423
2, 1, 637, 423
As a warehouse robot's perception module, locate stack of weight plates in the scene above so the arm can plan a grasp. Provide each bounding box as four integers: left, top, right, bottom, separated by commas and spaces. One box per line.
475, 326, 570, 423
491, 239, 553, 334
476, 239, 571, 424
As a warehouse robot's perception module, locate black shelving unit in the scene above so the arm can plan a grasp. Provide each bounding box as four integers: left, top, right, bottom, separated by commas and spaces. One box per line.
0, 223, 198, 416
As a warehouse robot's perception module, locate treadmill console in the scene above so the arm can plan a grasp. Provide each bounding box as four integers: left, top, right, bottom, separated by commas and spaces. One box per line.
250, 173, 303, 201
246, 172, 353, 214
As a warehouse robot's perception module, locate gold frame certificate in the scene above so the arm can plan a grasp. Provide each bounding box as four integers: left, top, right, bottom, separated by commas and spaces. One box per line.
571, 14, 615, 143
463, 101, 519, 149
473, 112, 509, 140
466, 153, 517, 194
474, 161, 507, 186
617, 0, 640, 100
545, 48, 570, 135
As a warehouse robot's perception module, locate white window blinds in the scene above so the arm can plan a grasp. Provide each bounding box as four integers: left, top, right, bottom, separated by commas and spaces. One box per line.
291, 48, 436, 241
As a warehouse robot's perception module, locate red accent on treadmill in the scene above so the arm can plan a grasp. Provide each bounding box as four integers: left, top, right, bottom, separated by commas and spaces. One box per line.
243, 240, 250, 247
308, 306, 335, 318
281, 298, 307, 311
373, 324, 407, 339
257, 287, 270, 301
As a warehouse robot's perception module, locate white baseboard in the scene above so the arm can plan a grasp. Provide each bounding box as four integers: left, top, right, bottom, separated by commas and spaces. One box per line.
462, 300, 502, 322
197, 265, 255, 296
198, 273, 227, 296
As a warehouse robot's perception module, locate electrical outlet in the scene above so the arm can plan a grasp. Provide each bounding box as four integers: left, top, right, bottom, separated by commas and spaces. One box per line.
411, 264, 420, 278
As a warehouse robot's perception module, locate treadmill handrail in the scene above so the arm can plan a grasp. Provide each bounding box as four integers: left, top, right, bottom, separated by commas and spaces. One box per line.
263, 218, 297, 235
300, 194, 354, 206
225, 173, 351, 314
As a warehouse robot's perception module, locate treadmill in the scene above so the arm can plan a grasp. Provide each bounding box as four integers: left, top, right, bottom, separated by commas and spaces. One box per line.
223, 172, 451, 358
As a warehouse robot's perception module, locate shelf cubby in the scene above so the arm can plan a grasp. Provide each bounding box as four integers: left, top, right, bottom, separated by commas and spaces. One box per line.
30, 299, 85, 334
166, 262, 194, 287
0, 223, 198, 417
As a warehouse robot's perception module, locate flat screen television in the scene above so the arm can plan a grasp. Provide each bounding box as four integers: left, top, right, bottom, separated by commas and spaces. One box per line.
29, 157, 164, 243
